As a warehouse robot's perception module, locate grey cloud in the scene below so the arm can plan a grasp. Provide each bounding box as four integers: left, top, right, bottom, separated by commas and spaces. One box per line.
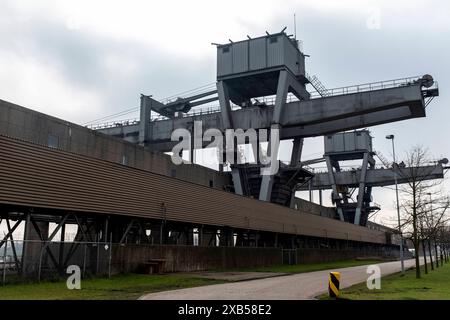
0, 4, 216, 121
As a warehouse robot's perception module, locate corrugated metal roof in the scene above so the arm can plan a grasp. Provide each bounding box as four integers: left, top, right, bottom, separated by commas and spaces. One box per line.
0, 134, 387, 244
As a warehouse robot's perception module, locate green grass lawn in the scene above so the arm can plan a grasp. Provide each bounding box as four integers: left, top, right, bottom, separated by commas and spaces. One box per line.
0, 274, 225, 300
0, 258, 386, 300
323, 262, 450, 300
215, 259, 385, 274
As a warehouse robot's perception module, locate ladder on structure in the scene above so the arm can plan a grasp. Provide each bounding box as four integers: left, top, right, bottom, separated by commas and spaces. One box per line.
240, 166, 251, 196
306, 73, 330, 97
375, 151, 392, 169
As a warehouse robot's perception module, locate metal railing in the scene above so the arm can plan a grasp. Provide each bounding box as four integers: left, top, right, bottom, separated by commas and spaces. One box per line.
306, 163, 395, 174
87, 75, 432, 130
87, 118, 140, 130
161, 83, 217, 105
261, 75, 427, 104
86, 105, 224, 130
308, 75, 428, 98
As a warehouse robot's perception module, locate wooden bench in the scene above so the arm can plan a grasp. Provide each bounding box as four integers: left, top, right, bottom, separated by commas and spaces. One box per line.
140, 259, 166, 274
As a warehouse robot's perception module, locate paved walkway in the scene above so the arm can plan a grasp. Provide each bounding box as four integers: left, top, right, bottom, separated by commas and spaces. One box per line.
140, 258, 422, 300
175, 271, 287, 281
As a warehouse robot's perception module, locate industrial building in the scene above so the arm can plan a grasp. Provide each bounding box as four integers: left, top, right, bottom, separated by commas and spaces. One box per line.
0, 31, 444, 277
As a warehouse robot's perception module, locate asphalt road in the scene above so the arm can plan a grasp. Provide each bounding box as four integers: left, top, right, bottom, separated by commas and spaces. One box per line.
140, 258, 422, 300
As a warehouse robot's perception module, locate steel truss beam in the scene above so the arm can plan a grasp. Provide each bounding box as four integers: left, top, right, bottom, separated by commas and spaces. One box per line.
101, 84, 429, 152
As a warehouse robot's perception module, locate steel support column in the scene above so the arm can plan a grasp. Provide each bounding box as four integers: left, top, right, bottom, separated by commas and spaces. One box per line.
290, 137, 304, 166
325, 156, 344, 221
139, 94, 153, 146
261, 71, 293, 202
218, 80, 244, 195
354, 153, 370, 225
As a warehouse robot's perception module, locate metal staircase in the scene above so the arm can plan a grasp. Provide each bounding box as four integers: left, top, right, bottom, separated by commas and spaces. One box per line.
306, 73, 330, 97
375, 151, 392, 168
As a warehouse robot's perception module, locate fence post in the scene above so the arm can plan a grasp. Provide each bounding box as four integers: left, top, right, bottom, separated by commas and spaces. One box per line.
108, 233, 112, 279
82, 243, 87, 278
2, 238, 7, 286
38, 241, 45, 283
96, 236, 100, 275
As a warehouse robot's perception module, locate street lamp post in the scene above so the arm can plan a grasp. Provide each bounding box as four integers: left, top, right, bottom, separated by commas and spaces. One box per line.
428, 192, 439, 267
386, 134, 405, 275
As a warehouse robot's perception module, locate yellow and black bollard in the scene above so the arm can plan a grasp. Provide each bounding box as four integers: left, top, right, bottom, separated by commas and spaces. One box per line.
328, 271, 341, 298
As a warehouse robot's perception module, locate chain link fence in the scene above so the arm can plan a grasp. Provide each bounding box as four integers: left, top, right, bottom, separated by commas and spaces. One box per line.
1, 239, 115, 285
1, 239, 284, 285
1, 238, 407, 285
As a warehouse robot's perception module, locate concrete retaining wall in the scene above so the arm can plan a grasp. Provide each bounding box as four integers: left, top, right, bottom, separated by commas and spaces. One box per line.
109, 244, 401, 274
111, 245, 282, 273
295, 248, 399, 264
22, 242, 403, 279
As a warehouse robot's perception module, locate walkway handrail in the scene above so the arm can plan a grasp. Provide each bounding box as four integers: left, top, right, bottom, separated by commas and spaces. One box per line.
87, 75, 434, 130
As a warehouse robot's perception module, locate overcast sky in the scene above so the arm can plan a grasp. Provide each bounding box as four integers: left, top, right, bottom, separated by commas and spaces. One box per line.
0, 0, 449, 229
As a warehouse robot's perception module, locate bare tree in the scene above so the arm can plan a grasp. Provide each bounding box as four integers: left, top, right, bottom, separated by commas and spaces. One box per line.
419, 192, 450, 271
397, 146, 447, 279
440, 226, 450, 263
418, 211, 429, 274
423, 193, 450, 269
